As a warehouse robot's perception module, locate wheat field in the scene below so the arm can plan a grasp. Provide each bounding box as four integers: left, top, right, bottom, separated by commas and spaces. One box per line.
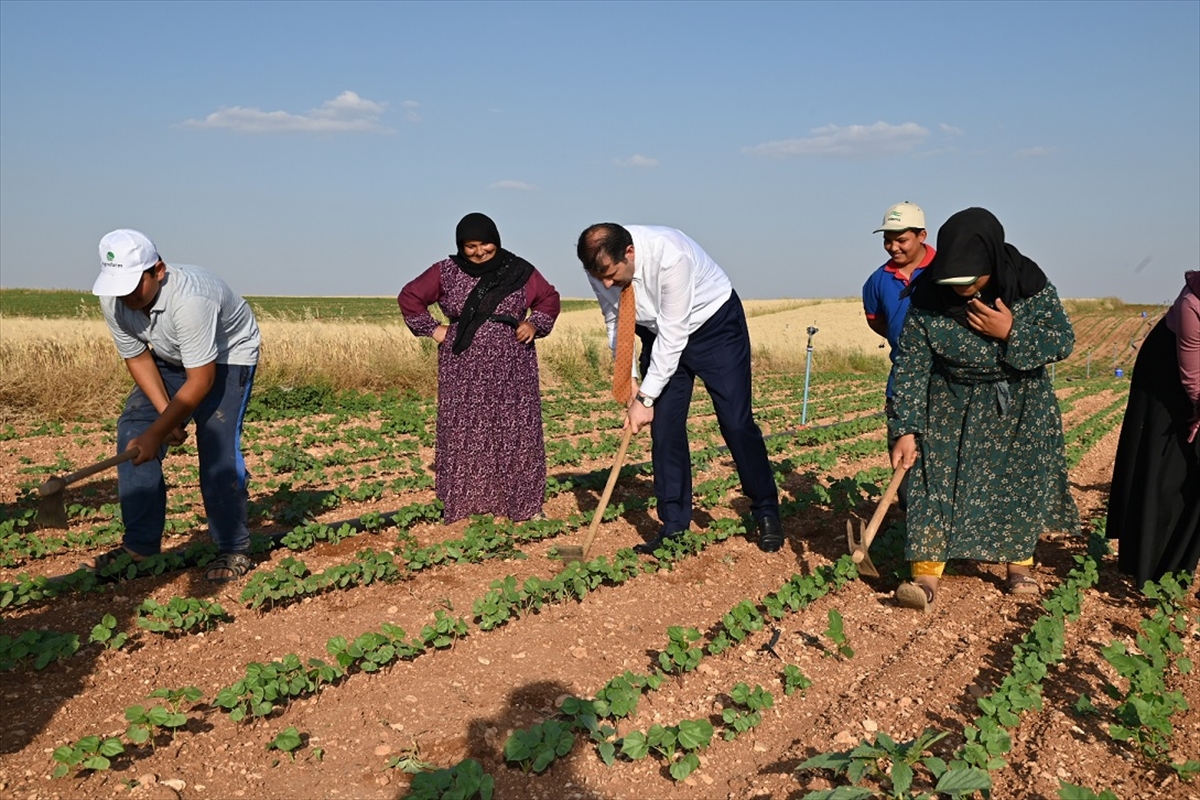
0, 301, 888, 424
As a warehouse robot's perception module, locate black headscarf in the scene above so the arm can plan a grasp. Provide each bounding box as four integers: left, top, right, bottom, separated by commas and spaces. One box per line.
907, 207, 1048, 327
447, 213, 535, 354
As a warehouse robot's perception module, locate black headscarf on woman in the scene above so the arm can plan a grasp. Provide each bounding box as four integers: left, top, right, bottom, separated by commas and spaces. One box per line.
448, 212, 535, 354
907, 207, 1048, 328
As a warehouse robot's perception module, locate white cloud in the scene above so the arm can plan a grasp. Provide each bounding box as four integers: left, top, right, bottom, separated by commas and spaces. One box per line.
180, 91, 391, 133
744, 122, 929, 158
613, 154, 660, 168
403, 100, 422, 123
487, 180, 538, 191
939, 123, 964, 136
1015, 146, 1053, 158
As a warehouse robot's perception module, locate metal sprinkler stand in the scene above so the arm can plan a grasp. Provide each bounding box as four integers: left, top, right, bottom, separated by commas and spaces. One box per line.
800, 325, 819, 426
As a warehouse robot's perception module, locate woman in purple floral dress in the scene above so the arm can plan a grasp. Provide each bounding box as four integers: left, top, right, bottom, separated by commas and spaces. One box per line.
399, 213, 560, 522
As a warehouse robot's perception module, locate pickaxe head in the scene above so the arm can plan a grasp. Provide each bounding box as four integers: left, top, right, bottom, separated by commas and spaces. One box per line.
845, 519, 879, 579
36, 477, 69, 529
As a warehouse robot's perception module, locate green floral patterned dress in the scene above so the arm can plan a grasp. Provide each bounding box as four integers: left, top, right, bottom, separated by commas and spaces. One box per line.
891, 282, 1080, 563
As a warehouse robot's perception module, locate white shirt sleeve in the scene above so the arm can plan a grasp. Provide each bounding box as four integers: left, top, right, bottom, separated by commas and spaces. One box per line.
639, 250, 696, 399
587, 273, 620, 353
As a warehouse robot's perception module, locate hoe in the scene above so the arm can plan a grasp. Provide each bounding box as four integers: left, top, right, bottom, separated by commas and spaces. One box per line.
36, 448, 140, 529
845, 464, 907, 579
556, 425, 634, 564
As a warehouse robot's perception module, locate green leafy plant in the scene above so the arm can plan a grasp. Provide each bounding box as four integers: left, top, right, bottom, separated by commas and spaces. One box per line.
88, 614, 129, 650
1072, 693, 1098, 716
214, 654, 343, 722
51, 735, 125, 778
618, 719, 714, 781
503, 719, 574, 774
0, 629, 80, 671
407, 758, 494, 800
136, 596, 231, 636
823, 608, 854, 659
124, 687, 200, 747
783, 664, 813, 697
268, 726, 304, 761
721, 683, 774, 740
1057, 781, 1119, 800
658, 626, 703, 675
1101, 573, 1194, 763
797, 729, 991, 799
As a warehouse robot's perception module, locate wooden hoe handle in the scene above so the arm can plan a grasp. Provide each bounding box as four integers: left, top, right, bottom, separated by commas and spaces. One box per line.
578, 425, 635, 559
853, 464, 908, 561
38, 448, 140, 496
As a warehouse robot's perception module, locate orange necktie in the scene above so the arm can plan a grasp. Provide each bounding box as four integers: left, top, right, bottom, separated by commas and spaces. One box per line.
612, 283, 636, 405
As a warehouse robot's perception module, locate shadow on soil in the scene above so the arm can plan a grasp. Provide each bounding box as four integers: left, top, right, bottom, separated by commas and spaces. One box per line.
406, 679, 607, 800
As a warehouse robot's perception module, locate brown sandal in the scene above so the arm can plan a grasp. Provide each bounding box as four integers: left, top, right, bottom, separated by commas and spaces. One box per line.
1006, 572, 1041, 596
80, 546, 143, 574
896, 581, 935, 612
205, 552, 254, 583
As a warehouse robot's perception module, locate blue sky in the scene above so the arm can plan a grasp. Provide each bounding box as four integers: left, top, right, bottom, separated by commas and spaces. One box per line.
1, 1, 1196, 303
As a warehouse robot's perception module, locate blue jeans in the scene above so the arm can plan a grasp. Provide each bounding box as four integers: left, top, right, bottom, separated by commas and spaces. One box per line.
116, 359, 255, 556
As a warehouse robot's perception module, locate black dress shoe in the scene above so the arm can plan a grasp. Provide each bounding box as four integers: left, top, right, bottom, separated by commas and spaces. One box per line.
757, 516, 784, 552
633, 532, 681, 555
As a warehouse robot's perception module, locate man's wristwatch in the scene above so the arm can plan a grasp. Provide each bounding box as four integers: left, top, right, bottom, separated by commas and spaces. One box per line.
635, 393, 654, 408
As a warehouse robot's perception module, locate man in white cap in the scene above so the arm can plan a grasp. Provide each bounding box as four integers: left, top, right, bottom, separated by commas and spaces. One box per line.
89, 229, 261, 582
862, 202, 935, 509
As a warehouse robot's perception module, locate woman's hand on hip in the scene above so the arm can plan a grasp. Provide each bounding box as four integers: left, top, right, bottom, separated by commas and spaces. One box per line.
514, 321, 536, 344
432, 325, 448, 344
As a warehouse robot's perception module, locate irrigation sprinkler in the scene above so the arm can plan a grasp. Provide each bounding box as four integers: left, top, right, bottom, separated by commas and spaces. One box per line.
800, 325, 819, 426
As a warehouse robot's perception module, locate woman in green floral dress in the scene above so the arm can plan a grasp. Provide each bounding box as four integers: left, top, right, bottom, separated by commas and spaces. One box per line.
889, 208, 1079, 612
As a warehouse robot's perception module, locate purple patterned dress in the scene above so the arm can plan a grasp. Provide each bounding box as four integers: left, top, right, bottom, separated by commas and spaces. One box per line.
399, 259, 560, 522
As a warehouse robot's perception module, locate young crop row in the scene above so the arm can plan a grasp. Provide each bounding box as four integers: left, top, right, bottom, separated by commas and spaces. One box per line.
404, 531, 1197, 800
1, 390, 893, 610
794, 534, 1197, 799
3, 440, 856, 677
40, 494, 833, 780
1063, 395, 1128, 469
2, 365, 1100, 574
494, 558, 859, 783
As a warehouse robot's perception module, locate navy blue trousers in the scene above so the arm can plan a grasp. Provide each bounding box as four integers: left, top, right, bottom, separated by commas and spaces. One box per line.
637, 291, 778, 536
116, 358, 255, 556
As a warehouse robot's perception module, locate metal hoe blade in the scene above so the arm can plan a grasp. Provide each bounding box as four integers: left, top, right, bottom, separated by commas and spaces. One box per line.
845, 464, 907, 580
846, 519, 880, 578
36, 477, 69, 529
33, 449, 140, 530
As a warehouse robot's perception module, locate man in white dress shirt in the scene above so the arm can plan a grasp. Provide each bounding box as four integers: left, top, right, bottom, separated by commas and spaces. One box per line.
577, 223, 782, 553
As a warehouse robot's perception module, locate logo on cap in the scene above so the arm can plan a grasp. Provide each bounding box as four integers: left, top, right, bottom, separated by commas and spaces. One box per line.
106, 251, 115, 261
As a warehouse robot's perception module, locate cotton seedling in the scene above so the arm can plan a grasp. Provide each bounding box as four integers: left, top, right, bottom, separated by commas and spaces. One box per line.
88, 614, 128, 651
720, 683, 774, 741
267, 726, 304, 762
658, 626, 703, 675
782, 664, 813, 697
124, 687, 201, 748
797, 728, 991, 798
823, 608, 854, 659
51, 735, 125, 778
